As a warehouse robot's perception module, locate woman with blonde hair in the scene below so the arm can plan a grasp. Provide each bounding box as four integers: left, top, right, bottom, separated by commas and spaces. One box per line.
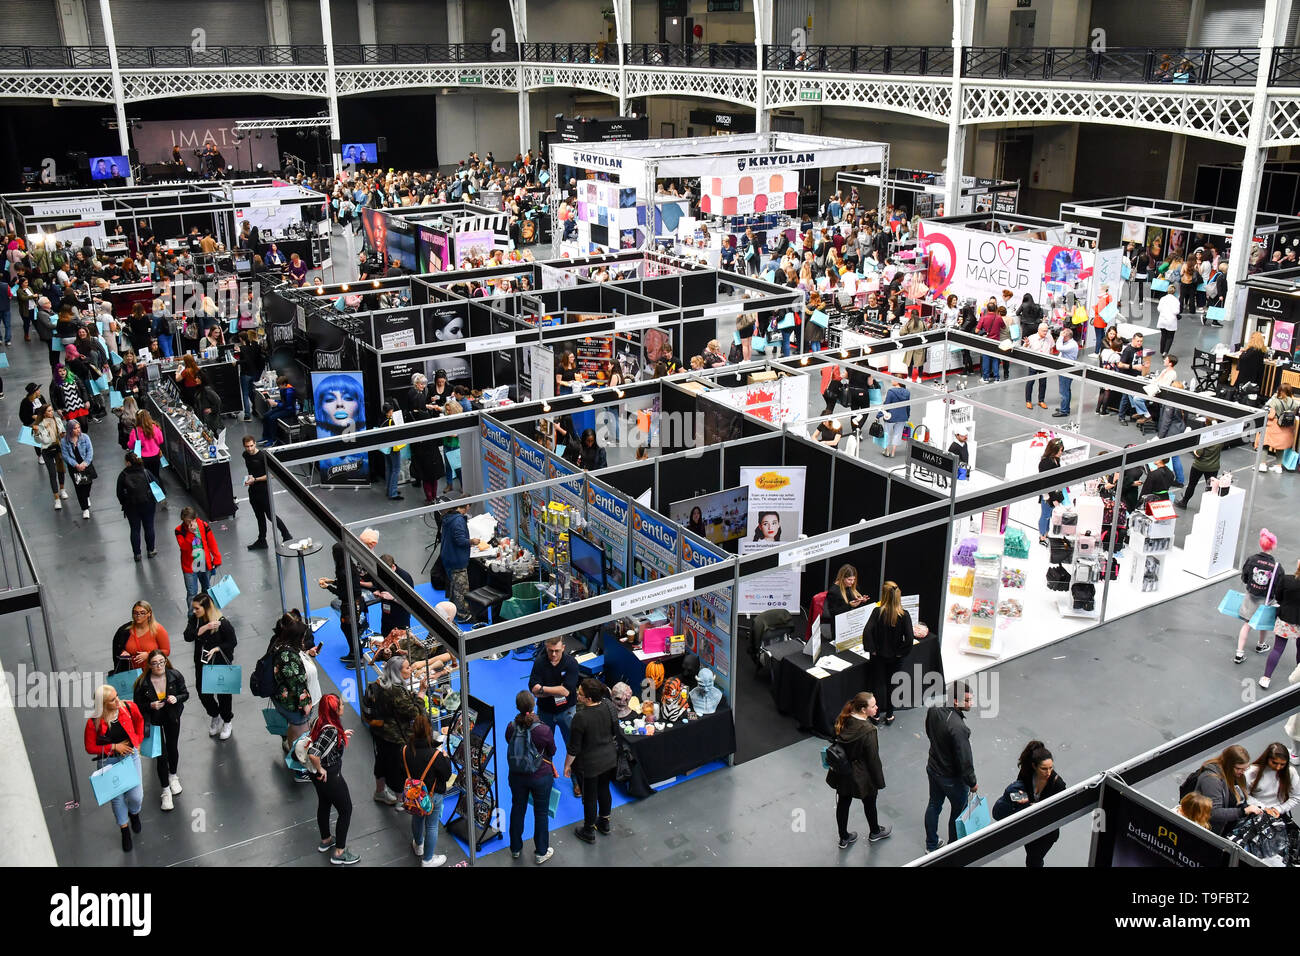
826, 692, 890, 849
184, 592, 238, 740
1175, 792, 1212, 828
861, 581, 916, 725
112, 599, 171, 672
824, 563, 870, 622
32, 404, 67, 510
83, 683, 146, 851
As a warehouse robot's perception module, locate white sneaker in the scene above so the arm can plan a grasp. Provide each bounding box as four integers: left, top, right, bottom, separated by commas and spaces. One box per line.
161, 789, 174, 811
1272, 464, 1284, 474
219, 720, 233, 740
53, 499, 61, 511
1291, 751, 1299, 765
208, 715, 221, 736
1259, 462, 1270, 473
169, 775, 182, 795
59, 489, 68, 499
422, 853, 446, 868
535, 847, 554, 865
412, 839, 424, 858
81, 509, 90, 519
1259, 676, 1270, 689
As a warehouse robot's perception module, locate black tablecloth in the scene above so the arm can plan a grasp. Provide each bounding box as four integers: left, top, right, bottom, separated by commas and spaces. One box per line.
617, 702, 735, 797
770, 635, 943, 737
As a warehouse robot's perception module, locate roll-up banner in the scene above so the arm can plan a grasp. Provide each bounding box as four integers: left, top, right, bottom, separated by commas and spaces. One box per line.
584, 476, 631, 591
737, 466, 806, 612
679, 534, 732, 696
479, 419, 514, 538
312, 370, 369, 486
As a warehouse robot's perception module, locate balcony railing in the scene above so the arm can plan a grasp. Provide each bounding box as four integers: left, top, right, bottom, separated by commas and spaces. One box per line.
963, 46, 1261, 86
764, 44, 953, 76
0, 42, 1280, 88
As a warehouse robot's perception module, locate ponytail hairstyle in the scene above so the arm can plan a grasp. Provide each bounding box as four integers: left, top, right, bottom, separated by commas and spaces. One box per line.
515, 689, 537, 730
878, 580, 903, 626
1017, 740, 1054, 788
834, 692, 876, 735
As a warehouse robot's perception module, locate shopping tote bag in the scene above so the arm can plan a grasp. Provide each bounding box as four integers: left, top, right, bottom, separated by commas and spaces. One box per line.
527, 783, 562, 819
263, 706, 289, 736
140, 724, 162, 759
209, 573, 240, 609
201, 661, 243, 695
1249, 605, 1278, 631
1217, 590, 1246, 619
955, 794, 991, 838
107, 668, 141, 699
90, 755, 140, 806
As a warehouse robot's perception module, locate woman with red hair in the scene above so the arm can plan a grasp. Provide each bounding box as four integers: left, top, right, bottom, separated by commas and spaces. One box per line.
296, 693, 359, 864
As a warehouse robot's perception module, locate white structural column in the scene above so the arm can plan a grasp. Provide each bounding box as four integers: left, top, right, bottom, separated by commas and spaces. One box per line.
1165, 0, 1203, 199
266, 0, 292, 45
509, 0, 530, 155
320, 0, 342, 178
357, 0, 377, 47
1226, 0, 1289, 333
98, 0, 133, 186
943, 0, 973, 216
612, 0, 630, 115
447, 0, 465, 44
753, 0, 770, 133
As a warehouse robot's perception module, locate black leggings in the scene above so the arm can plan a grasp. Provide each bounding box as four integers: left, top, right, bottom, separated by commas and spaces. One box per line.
374, 736, 405, 792
1178, 469, 1217, 506
836, 791, 880, 839
580, 768, 614, 828
42, 450, 65, 495
1025, 829, 1060, 867
312, 765, 352, 848
153, 714, 181, 787
1180, 282, 1197, 313
1160, 329, 1175, 355
70, 476, 92, 511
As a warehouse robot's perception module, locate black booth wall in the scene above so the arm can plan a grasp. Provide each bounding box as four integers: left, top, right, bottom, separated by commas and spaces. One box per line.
657, 447, 722, 511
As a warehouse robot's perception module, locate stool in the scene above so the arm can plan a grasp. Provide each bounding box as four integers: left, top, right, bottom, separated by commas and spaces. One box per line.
465, 585, 509, 622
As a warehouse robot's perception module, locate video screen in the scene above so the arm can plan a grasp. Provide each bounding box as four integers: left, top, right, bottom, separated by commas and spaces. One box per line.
669, 486, 749, 546
341, 142, 378, 166
569, 531, 605, 586
89, 155, 129, 181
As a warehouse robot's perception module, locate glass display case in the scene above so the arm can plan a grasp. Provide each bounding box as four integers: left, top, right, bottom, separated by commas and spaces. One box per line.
145, 378, 237, 519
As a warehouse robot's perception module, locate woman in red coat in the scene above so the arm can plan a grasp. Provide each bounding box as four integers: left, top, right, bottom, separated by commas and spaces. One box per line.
175, 506, 222, 607
84, 683, 147, 851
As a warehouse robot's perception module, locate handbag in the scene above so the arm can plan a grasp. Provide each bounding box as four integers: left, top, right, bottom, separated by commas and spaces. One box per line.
868, 418, 884, 438
991, 781, 1029, 821
1218, 590, 1246, 618
107, 668, 141, 699
140, 723, 162, 760
955, 793, 991, 838
1205, 306, 1226, 323
90, 754, 141, 806
209, 573, 240, 609
200, 648, 242, 695
262, 706, 289, 736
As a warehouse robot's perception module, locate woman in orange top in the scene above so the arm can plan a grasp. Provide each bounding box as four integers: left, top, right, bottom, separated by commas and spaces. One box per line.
174, 353, 205, 409
111, 600, 171, 671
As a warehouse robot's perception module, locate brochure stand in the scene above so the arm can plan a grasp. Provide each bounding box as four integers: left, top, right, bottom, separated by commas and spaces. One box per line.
444, 694, 502, 851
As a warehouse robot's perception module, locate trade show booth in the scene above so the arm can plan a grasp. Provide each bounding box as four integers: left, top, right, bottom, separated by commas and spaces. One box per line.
360, 203, 511, 275
836, 168, 1020, 219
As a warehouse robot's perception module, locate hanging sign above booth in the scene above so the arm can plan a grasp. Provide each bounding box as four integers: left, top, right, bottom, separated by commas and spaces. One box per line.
688, 109, 756, 134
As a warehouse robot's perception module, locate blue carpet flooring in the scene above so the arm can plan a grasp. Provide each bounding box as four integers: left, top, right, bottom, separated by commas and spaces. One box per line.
309, 581, 724, 857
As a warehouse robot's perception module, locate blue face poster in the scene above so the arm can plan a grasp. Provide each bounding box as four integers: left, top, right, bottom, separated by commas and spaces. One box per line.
312, 371, 369, 485
584, 478, 630, 590
679, 535, 732, 695
630, 503, 679, 587
512, 433, 548, 551
480, 420, 514, 538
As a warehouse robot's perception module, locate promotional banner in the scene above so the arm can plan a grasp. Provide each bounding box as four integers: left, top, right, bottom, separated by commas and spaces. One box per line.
546, 453, 584, 510
737, 466, 807, 612
479, 420, 514, 538
232, 185, 300, 234
133, 117, 279, 168
630, 503, 680, 586
312, 371, 369, 485
418, 226, 450, 272
530, 344, 554, 401
919, 220, 1094, 304
679, 535, 732, 695
584, 477, 631, 590
453, 228, 497, 266
1092, 246, 1125, 301
512, 432, 548, 551
712, 375, 808, 426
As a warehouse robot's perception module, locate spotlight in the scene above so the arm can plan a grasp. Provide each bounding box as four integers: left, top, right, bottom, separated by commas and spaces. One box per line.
340, 283, 349, 291
226, 165, 233, 171
541, 402, 550, 413
372, 279, 380, 288
800, 356, 810, 365
185, 166, 192, 172
256, 163, 264, 171
614, 388, 625, 399
839, 349, 849, 358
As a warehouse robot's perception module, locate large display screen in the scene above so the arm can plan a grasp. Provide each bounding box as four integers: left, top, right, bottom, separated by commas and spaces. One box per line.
89, 155, 129, 180
341, 143, 379, 166
569, 531, 605, 587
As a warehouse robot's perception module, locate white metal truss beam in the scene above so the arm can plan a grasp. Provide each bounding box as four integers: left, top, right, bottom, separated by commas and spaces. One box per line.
765, 74, 951, 122
625, 66, 757, 109
234, 116, 331, 130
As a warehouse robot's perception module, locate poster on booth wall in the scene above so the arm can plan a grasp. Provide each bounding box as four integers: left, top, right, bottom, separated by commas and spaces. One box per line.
453, 229, 497, 267
418, 227, 449, 272
546, 452, 584, 511
737, 466, 807, 613
584, 477, 630, 590
479, 420, 515, 539
680, 535, 732, 697
311, 371, 369, 486
512, 433, 548, 552
630, 503, 680, 587
1092, 246, 1124, 302
918, 221, 1093, 305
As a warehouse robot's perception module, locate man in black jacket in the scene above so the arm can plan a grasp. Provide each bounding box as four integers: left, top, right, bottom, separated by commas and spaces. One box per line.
924, 681, 976, 851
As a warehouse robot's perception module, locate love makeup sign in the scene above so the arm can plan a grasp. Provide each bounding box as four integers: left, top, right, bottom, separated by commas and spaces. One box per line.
918, 221, 1077, 304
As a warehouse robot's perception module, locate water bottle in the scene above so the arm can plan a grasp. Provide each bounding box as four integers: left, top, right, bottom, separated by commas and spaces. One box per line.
208, 442, 217, 460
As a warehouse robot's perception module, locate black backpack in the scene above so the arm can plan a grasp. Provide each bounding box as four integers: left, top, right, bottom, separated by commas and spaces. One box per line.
1178, 766, 1208, 800
823, 737, 853, 778
249, 641, 277, 698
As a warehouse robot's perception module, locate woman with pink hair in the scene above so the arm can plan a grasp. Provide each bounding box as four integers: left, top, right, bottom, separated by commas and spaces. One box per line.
1234, 529, 1281, 665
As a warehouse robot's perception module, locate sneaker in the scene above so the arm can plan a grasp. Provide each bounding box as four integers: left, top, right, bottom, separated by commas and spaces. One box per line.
1256, 642, 1271, 655
208, 715, 222, 736
59, 489, 68, 499
1259, 462, 1270, 473
374, 787, 399, 806
1051, 410, 1069, 417
535, 847, 554, 865
147, 550, 157, 558
422, 854, 446, 868
927, 839, 946, 852
869, 825, 893, 843
219, 720, 233, 740
1259, 676, 1271, 689
161, 788, 174, 811
412, 839, 424, 858
1271, 464, 1284, 474
573, 826, 597, 844
511, 850, 521, 859
293, 770, 313, 783
169, 775, 182, 795
134, 554, 142, 562
596, 817, 611, 835
247, 539, 268, 551
54, 499, 62, 511
330, 849, 361, 865
317, 837, 335, 852
81, 509, 90, 519
1233, 652, 1246, 664
838, 831, 859, 849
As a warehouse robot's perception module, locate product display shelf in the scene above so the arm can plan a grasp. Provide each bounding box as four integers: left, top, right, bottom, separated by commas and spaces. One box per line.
444, 695, 501, 852
1127, 504, 1177, 593
144, 378, 236, 520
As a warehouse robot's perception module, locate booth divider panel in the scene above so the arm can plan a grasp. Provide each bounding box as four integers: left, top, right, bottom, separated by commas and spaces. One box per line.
658, 448, 722, 511
601, 462, 655, 502
680, 271, 716, 308
722, 435, 783, 488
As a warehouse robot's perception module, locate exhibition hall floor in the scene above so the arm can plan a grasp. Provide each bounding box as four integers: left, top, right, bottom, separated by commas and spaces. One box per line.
4, 271, 1293, 866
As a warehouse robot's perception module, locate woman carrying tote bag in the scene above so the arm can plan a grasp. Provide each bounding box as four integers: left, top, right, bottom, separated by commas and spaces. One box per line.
83, 683, 146, 852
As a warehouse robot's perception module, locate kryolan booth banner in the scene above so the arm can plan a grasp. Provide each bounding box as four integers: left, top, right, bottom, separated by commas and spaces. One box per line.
737, 466, 807, 613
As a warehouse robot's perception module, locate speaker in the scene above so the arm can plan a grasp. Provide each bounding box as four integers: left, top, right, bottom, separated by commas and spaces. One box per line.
128, 148, 139, 165
376, 136, 387, 152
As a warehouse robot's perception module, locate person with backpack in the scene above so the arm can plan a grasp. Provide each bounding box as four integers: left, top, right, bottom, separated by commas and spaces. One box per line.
266, 612, 319, 779
364, 657, 424, 806
1232, 529, 1281, 665
401, 712, 453, 868
1259, 383, 1297, 475
826, 692, 890, 850
85, 683, 147, 852
115, 452, 158, 562
565, 678, 619, 845
1190, 744, 1263, 836
505, 689, 557, 864
923, 681, 977, 852
295, 693, 360, 864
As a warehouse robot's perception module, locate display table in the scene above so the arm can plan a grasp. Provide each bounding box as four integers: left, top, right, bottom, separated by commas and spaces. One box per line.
145, 385, 236, 519
617, 703, 735, 796
277, 540, 327, 631
603, 637, 683, 690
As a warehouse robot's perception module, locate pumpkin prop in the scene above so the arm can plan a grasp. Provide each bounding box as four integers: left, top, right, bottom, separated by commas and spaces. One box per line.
645, 660, 665, 688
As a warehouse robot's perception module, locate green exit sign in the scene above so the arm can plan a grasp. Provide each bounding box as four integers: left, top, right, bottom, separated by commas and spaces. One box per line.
458, 71, 482, 84
798, 85, 822, 102
542, 72, 554, 83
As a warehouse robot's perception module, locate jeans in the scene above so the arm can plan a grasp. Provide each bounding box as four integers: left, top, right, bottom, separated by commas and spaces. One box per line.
1169, 455, 1184, 483
924, 768, 970, 850
126, 507, 156, 556
312, 764, 352, 849
579, 767, 614, 829
239, 374, 256, 417
981, 354, 999, 380
1024, 376, 1046, 404
103, 753, 144, 828
152, 713, 181, 787
1057, 376, 1072, 414
157, 334, 174, 359
184, 570, 211, 606
410, 792, 444, 862
836, 791, 880, 839
0, 306, 9, 342
1118, 394, 1149, 419
538, 706, 574, 750
250, 488, 289, 543
1039, 499, 1054, 538
386, 451, 402, 498
509, 773, 554, 855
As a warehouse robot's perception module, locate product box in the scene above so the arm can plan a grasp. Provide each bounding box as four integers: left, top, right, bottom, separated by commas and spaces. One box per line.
642, 626, 672, 655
